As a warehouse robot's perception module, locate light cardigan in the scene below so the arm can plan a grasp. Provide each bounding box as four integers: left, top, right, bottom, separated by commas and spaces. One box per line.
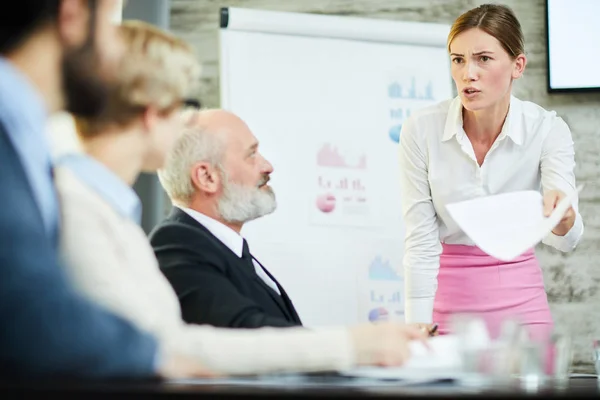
55, 165, 355, 375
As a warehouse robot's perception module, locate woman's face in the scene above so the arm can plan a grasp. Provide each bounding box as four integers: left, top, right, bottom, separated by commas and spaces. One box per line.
449, 28, 526, 112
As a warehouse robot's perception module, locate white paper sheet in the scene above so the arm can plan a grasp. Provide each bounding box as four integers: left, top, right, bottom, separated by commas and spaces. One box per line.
170, 335, 477, 385
339, 335, 464, 381
445, 186, 583, 261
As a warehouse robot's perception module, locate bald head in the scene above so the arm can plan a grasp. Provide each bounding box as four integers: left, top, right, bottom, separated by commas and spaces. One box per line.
158, 109, 274, 216
190, 109, 248, 136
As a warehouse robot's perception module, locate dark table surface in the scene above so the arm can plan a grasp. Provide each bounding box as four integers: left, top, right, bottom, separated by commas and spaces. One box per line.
1, 374, 598, 398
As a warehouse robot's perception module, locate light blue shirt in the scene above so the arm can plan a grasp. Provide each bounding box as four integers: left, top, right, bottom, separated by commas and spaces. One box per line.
0, 57, 58, 239
57, 153, 142, 224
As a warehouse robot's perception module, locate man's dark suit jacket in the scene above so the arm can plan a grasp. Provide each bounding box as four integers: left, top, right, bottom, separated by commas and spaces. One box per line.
0, 122, 157, 378
150, 207, 302, 329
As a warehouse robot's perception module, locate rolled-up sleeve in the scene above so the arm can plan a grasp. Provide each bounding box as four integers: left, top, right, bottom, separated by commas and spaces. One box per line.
398, 116, 442, 324
540, 117, 584, 252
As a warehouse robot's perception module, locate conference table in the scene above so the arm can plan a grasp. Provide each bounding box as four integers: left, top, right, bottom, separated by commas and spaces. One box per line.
2, 373, 598, 398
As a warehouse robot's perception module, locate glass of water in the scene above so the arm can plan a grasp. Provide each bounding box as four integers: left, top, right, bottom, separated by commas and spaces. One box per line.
518, 340, 546, 391
551, 333, 573, 387
449, 314, 492, 386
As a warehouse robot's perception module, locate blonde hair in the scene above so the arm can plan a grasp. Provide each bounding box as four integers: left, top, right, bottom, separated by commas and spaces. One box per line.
448, 4, 524, 59
75, 20, 201, 137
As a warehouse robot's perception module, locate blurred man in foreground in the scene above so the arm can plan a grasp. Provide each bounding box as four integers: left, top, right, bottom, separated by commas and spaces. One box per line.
0, 0, 206, 379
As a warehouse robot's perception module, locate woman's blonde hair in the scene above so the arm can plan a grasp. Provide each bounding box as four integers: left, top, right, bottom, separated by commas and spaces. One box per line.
75, 20, 201, 137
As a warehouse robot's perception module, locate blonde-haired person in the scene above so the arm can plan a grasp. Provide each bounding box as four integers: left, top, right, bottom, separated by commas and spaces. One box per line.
55, 20, 427, 376
399, 3, 583, 349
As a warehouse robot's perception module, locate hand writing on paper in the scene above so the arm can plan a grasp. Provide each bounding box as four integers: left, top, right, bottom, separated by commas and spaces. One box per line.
349, 322, 429, 367
543, 190, 575, 236
411, 323, 439, 337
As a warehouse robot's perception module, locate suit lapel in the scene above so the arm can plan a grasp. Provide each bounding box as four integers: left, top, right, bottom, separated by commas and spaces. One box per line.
169, 208, 235, 259
168, 207, 301, 323
251, 257, 302, 324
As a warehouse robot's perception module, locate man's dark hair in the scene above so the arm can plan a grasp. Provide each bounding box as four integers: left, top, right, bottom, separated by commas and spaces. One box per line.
0, 0, 62, 54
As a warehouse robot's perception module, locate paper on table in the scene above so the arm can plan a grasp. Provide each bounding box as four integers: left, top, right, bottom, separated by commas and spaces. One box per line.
171, 336, 466, 385
339, 335, 464, 381
445, 185, 583, 261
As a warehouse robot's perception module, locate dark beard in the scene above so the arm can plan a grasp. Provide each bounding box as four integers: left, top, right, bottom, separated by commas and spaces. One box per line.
61, 42, 111, 118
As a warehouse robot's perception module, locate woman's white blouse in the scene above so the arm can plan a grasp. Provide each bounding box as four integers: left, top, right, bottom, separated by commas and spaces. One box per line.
398, 96, 584, 323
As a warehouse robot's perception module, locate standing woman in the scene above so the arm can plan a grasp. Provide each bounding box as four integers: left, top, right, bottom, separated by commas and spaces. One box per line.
398, 4, 583, 343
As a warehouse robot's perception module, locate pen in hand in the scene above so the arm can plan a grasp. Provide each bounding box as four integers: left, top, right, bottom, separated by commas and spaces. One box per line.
416, 323, 439, 337
428, 323, 439, 337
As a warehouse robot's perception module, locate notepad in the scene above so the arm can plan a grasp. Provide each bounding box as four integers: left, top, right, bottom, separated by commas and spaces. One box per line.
445, 186, 583, 261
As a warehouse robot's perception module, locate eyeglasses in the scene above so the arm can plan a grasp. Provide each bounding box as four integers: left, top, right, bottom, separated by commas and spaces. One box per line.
182, 98, 201, 110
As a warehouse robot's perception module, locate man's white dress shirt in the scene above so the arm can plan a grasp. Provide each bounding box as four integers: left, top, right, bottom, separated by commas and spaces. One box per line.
178, 206, 281, 295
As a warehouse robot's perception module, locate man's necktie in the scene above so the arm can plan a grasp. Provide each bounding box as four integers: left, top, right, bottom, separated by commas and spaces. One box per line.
242, 239, 290, 316
241, 238, 257, 275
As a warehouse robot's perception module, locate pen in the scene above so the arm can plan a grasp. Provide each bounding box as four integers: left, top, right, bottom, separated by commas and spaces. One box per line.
428, 323, 439, 337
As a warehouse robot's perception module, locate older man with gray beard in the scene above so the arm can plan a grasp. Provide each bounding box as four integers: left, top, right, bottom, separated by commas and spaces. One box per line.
151, 109, 302, 329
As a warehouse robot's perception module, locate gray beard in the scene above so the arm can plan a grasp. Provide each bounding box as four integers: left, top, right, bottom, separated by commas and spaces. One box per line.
217, 177, 277, 224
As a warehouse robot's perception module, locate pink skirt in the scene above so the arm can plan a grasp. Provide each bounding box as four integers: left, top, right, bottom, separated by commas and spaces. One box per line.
433, 244, 553, 343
